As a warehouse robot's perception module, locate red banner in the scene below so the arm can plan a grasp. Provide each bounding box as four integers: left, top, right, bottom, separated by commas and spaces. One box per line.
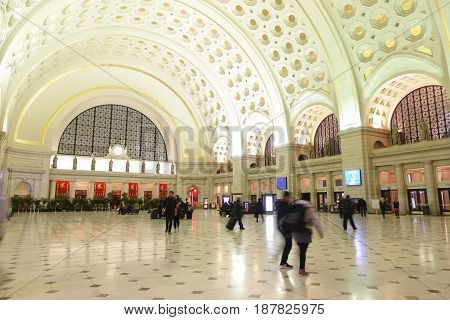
94, 182, 106, 198
56, 181, 70, 197
129, 182, 138, 198
159, 184, 168, 199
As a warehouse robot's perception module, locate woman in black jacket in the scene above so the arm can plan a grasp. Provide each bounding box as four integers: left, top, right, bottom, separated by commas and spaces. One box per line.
255, 198, 265, 222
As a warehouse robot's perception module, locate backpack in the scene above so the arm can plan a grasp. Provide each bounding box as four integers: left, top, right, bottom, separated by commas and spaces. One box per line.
279, 202, 309, 234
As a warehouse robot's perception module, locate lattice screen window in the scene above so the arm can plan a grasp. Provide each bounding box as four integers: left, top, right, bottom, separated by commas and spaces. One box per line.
314, 114, 341, 158
391, 86, 449, 144
264, 134, 276, 166
58, 105, 168, 161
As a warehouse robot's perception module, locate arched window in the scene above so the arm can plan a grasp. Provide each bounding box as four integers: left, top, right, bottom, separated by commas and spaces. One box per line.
314, 114, 340, 158
264, 134, 276, 166
58, 105, 168, 161
391, 86, 449, 144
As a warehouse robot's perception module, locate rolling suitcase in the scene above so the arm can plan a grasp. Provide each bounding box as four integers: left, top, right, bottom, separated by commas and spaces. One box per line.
226, 216, 238, 230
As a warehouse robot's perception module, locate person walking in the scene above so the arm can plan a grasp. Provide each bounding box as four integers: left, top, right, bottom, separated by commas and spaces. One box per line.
392, 199, 400, 218
164, 191, 177, 234
174, 200, 181, 230
281, 200, 323, 277
342, 195, 357, 231
276, 191, 294, 269
232, 198, 245, 230
359, 198, 367, 217
255, 198, 265, 222
379, 198, 387, 219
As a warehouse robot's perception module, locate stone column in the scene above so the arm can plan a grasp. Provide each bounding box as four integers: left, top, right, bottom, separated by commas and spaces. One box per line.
256, 179, 262, 199
138, 182, 144, 198
395, 164, 408, 215
310, 173, 317, 209
70, 180, 76, 199
106, 181, 112, 196
231, 157, 248, 200
275, 145, 297, 198
88, 181, 95, 199
266, 177, 272, 194
326, 172, 333, 209
206, 176, 214, 203
424, 161, 439, 215
49, 180, 56, 199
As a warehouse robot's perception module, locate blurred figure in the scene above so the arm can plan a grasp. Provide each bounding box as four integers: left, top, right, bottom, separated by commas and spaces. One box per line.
392, 198, 400, 218
280, 200, 323, 276
164, 191, 177, 234
359, 198, 367, 217
255, 198, 265, 222
233, 198, 245, 230
276, 191, 294, 269
342, 195, 357, 231
379, 198, 387, 219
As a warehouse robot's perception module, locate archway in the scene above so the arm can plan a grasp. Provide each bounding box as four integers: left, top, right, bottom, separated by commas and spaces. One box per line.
390, 85, 449, 144
188, 186, 199, 207
13, 182, 31, 198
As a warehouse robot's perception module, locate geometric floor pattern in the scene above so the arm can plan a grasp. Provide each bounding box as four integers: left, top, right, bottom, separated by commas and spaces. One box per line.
0, 210, 449, 300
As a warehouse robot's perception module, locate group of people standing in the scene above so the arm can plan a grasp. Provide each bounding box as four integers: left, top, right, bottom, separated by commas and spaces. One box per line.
161, 191, 193, 234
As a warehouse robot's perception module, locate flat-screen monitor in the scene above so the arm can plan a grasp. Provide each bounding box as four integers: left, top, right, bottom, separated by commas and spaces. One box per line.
344, 170, 362, 186
276, 177, 287, 190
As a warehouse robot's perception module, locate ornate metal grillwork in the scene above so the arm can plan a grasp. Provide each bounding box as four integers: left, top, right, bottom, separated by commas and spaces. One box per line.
391, 86, 449, 144
264, 134, 276, 166
314, 114, 341, 158
58, 105, 168, 161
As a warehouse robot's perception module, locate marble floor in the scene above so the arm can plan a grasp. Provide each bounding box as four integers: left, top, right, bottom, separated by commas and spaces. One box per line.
0, 210, 449, 300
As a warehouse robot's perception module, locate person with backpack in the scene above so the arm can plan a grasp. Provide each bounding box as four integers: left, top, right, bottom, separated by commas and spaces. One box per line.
255, 198, 265, 222
280, 200, 323, 277
276, 191, 294, 269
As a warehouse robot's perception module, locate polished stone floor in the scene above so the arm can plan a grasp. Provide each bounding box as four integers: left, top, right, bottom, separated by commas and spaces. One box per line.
0, 210, 449, 300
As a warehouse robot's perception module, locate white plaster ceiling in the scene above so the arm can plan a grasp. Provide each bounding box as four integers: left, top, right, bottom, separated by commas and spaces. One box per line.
0, 0, 448, 157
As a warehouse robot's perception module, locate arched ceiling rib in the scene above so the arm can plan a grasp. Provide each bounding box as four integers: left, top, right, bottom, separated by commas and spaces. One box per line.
8, 35, 232, 129
1, 0, 274, 129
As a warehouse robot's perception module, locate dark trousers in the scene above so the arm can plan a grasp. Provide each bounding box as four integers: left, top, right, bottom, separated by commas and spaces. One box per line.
174, 215, 180, 229
394, 209, 399, 218
256, 212, 265, 222
298, 242, 310, 270
381, 210, 386, 219
360, 209, 366, 217
343, 214, 356, 230
339, 210, 343, 219
280, 234, 293, 265
165, 216, 174, 233
237, 216, 244, 229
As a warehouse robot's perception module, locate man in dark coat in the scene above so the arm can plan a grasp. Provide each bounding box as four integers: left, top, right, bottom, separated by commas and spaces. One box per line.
276, 191, 294, 269
255, 198, 265, 222
164, 191, 177, 234
342, 195, 357, 231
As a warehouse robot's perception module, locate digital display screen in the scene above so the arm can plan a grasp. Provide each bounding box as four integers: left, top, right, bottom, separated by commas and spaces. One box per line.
344, 170, 362, 186
276, 177, 287, 190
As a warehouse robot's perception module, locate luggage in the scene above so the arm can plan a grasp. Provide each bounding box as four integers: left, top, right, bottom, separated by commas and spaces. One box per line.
150, 209, 159, 219
186, 210, 193, 220
226, 216, 238, 230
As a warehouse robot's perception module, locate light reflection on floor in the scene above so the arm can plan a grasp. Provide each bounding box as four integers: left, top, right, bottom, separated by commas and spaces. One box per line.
0, 211, 449, 300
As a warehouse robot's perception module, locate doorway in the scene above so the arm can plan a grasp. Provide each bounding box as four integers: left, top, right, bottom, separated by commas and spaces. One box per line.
188, 186, 199, 207
300, 193, 311, 202
380, 189, 398, 211
407, 189, 428, 214
263, 194, 274, 212
438, 188, 450, 214
317, 192, 327, 211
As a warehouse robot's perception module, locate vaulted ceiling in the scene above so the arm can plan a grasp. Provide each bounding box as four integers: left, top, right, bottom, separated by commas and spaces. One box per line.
0, 0, 448, 160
